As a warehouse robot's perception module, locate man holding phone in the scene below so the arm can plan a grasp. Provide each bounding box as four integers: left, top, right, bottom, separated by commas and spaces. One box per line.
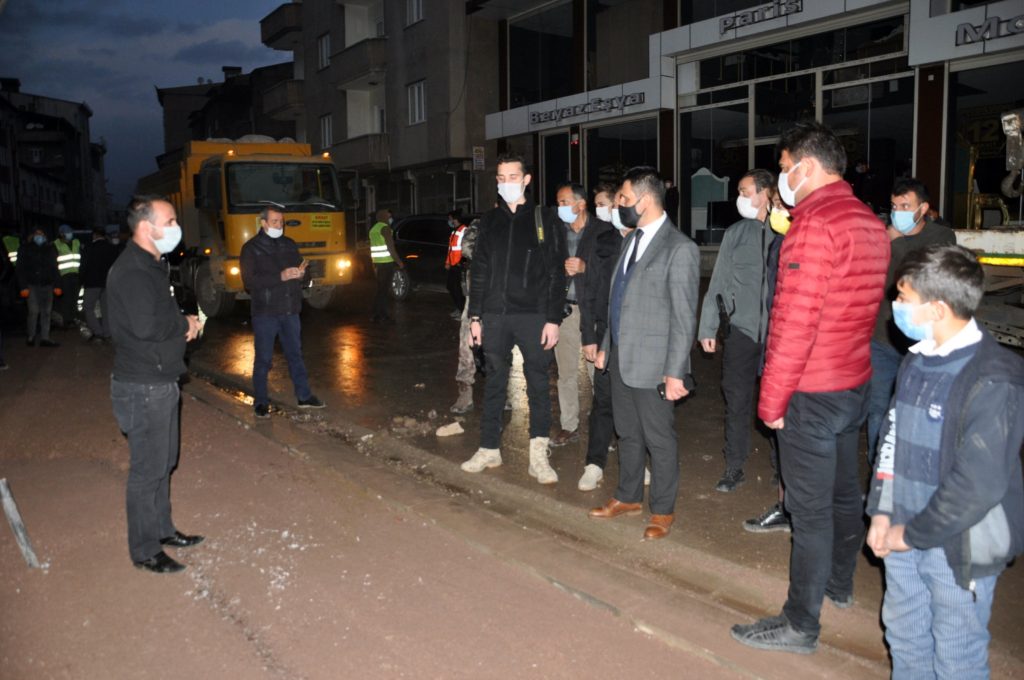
240, 206, 325, 418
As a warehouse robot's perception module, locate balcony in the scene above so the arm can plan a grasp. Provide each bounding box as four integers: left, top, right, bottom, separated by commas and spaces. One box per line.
333, 37, 388, 90
263, 79, 305, 121
332, 133, 389, 171
261, 3, 303, 51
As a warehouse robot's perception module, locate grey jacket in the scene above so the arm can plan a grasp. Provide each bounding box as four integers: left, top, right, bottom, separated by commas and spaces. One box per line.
600, 219, 700, 388
697, 217, 775, 344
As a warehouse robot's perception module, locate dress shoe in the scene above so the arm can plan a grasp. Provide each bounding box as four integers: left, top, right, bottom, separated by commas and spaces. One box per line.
133, 550, 186, 574
160, 531, 205, 548
298, 395, 326, 409
549, 428, 579, 447
643, 514, 674, 539
588, 498, 642, 519
39, 339, 59, 348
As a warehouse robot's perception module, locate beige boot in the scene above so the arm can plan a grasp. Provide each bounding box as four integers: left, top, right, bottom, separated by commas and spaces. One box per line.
527, 437, 558, 484
450, 382, 473, 414
461, 447, 501, 473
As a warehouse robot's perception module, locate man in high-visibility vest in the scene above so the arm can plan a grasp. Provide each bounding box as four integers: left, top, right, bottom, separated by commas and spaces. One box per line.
368, 208, 403, 323
445, 211, 467, 318
53, 223, 82, 328
2, 227, 19, 267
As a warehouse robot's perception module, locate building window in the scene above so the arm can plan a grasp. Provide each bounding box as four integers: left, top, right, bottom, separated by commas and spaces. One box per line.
508, 0, 574, 108
406, 0, 423, 26
407, 81, 426, 125
320, 114, 333, 150
317, 33, 331, 70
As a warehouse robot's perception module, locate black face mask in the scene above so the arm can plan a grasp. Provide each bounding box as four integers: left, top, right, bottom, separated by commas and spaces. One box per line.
618, 201, 641, 228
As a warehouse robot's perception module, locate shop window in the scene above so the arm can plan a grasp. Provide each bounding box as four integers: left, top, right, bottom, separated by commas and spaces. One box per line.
755, 74, 815, 139
587, 0, 662, 89
584, 118, 658, 192
683, 0, 768, 25
679, 103, 749, 241
509, 1, 574, 108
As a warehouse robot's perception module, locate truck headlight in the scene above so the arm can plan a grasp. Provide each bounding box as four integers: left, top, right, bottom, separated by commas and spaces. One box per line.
229, 266, 240, 276
337, 257, 352, 270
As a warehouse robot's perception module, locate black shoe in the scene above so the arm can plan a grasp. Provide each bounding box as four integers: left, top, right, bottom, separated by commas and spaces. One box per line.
39, 339, 59, 348
160, 531, 205, 548
715, 468, 745, 493
825, 590, 854, 609
731, 615, 817, 654
254, 403, 271, 419
26, 337, 37, 347
743, 502, 791, 533
133, 551, 186, 574
298, 395, 325, 409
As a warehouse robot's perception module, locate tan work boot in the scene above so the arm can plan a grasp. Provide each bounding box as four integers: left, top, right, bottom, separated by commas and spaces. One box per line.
450, 382, 473, 414
527, 437, 558, 484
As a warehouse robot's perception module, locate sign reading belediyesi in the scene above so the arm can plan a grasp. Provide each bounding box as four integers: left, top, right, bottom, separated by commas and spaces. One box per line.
720, 0, 803, 34
529, 93, 645, 125
955, 14, 1024, 46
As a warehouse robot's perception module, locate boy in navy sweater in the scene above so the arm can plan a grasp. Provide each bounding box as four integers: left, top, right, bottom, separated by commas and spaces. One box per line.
866, 244, 1024, 678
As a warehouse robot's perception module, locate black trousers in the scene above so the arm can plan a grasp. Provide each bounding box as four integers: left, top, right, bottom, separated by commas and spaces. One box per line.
779, 383, 869, 636
609, 346, 679, 515
372, 262, 395, 319
585, 364, 615, 468
446, 266, 465, 312
720, 330, 762, 471
479, 313, 552, 449
111, 379, 180, 562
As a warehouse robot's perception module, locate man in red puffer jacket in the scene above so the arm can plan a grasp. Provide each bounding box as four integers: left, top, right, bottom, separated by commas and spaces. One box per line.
732, 121, 889, 654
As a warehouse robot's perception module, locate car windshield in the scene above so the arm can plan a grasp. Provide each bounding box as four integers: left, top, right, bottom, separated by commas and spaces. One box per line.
226, 163, 341, 213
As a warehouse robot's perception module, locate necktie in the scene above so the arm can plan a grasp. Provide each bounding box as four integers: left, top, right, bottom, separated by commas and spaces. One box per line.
627, 229, 643, 272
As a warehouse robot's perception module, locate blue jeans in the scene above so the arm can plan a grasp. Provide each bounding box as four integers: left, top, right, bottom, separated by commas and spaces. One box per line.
883, 548, 998, 679
252, 313, 312, 406
867, 340, 903, 464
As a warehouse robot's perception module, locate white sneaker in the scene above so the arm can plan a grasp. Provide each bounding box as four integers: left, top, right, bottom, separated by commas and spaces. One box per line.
577, 464, 603, 491
461, 447, 501, 473
527, 437, 558, 484
644, 467, 651, 486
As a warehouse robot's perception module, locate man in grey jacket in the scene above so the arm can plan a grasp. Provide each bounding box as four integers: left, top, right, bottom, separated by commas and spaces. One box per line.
589, 167, 700, 540
697, 169, 778, 493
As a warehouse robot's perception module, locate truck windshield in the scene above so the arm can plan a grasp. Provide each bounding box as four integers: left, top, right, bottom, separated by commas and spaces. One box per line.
226, 163, 341, 213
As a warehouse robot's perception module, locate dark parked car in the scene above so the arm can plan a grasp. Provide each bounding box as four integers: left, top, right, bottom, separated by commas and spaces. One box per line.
390, 213, 475, 300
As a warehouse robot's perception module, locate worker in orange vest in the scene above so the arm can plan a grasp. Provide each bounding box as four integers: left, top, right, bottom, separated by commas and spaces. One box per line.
445, 210, 467, 319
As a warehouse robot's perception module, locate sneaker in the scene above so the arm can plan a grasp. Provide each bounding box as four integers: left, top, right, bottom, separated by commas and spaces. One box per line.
577, 464, 603, 491
254, 403, 270, 419
527, 437, 558, 484
825, 590, 854, 609
461, 447, 501, 473
297, 395, 326, 409
731, 615, 817, 654
743, 502, 791, 533
715, 468, 745, 493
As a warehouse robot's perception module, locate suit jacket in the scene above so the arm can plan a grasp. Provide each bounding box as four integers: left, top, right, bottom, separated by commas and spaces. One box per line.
600, 218, 700, 389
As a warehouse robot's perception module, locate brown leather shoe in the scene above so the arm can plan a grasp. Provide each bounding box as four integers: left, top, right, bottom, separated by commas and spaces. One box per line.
589, 498, 643, 519
549, 428, 579, 447
643, 514, 674, 539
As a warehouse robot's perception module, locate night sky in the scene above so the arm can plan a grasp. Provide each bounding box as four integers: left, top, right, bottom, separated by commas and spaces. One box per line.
0, 0, 287, 211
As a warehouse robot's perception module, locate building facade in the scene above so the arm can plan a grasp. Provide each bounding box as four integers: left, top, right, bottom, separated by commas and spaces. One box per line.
261, 0, 500, 240
479, 0, 1024, 238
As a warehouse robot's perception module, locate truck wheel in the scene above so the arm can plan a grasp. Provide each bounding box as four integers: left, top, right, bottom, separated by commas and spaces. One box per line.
390, 268, 411, 301
196, 262, 235, 318
306, 285, 340, 310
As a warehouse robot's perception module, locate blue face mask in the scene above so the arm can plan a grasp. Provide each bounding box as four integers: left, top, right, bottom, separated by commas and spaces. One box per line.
890, 207, 921, 234
892, 300, 933, 341
33, 234, 47, 246
557, 205, 576, 224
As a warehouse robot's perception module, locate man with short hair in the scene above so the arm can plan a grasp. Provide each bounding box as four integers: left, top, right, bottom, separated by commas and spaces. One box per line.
698, 169, 778, 493
461, 152, 567, 485
866, 178, 955, 461
589, 167, 700, 540
369, 208, 402, 323
445, 210, 467, 319
80, 226, 119, 342
240, 206, 325, 418
551, 181, 605, 447
107, 195, 204, 574
732, 121, 889, 653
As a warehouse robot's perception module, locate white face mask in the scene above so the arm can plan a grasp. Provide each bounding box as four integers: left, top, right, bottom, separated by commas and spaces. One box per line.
736, 195, 760, 220
151, 224, 182, 254
497, 182, 524, 205
610, 207, 627, 231
557, 205, 576, 223
777, 161, 807, 207
595, 206, 612, 222
266, 227, 284, 239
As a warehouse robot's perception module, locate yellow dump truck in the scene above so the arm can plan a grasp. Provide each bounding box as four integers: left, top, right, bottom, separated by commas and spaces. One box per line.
136, 135, 352, 317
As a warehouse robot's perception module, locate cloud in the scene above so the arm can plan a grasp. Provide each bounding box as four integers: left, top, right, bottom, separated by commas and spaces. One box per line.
172, 39, 271, 66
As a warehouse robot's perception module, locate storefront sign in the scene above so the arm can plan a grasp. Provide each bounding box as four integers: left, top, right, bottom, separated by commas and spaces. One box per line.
955, 14, 1024, 46
472, 146, 485, 170
529, 93, 645, 125
719, 0, 803, 34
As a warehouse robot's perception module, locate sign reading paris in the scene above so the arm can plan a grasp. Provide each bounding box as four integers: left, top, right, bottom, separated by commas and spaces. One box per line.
720, 0, 803, 34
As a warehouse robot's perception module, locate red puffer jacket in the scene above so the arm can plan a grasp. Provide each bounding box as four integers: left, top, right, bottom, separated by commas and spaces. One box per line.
758, 180, 889, 422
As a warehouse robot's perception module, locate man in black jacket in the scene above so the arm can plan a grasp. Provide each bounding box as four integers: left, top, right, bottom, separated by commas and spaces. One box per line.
461, 152, 567, 484
80, 226, 120, 342
107, 195, 204, 574
240, 206, 325, 418
17, 227, 60, 347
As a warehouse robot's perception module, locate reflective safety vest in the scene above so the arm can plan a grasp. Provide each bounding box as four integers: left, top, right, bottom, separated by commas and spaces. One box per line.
368, 221, 394, 264
54, 238, 81, 275
3, 234, 18, 265
446, 224, 466, 267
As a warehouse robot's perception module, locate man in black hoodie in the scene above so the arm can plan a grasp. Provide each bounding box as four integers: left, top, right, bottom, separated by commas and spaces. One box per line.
17, 227, 60, 347
240, 206, 325, 418
461, 152, 567, 484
